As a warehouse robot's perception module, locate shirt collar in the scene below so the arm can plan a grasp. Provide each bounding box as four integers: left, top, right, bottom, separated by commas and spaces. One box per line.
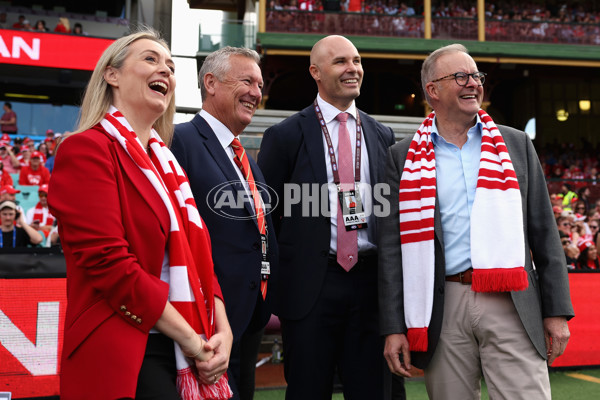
200, 109, 237, 150
431, 114, 482, 146
316, 93, 358, 124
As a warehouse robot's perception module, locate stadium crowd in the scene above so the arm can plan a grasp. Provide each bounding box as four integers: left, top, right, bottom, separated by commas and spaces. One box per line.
550, 180, 600, 271
1, 13, 86, 35
0, 129, 62, 249
266, 0, 600, 44
269, 0, 600, 20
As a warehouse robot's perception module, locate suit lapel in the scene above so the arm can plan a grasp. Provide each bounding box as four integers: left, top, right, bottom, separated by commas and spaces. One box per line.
434, 195, 444, 248
359, 110, 379, 183
300, 106, 328, 185
192, 114, 259, 226
192, 115, 241, 183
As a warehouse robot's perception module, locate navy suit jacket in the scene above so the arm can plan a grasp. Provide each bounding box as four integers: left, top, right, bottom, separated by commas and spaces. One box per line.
171, 114, 279, 341
258, 105, 395, 321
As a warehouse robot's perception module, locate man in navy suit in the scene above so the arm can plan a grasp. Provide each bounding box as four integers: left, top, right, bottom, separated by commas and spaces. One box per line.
258, 35, 402, 399
171, 47, 278, 400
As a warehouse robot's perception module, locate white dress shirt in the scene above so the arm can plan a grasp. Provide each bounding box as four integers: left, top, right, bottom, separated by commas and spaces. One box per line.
316, 94, 376, 254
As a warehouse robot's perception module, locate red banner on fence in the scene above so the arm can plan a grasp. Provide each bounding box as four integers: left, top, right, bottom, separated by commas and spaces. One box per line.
551, 272, 600, 368
0, 278, 66, 398
0, 29, 113, 71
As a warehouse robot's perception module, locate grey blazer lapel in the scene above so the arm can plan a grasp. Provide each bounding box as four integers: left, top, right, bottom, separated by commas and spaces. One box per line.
434, 195, 444, 249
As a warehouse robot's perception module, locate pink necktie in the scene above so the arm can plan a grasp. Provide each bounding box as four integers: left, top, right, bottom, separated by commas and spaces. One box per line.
335, 112, 358, 271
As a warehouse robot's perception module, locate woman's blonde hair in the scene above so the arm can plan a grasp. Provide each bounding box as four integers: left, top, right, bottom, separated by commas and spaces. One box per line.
71, 26, 176, 144
58, 17, 70, 32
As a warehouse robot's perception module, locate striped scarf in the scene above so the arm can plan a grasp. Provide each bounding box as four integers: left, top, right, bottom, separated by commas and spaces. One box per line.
32, 203, 55, 226
101, 106, 232, 400
399, 110, 528, 352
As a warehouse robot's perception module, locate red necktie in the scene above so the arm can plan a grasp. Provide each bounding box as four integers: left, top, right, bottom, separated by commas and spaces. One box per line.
335, 113, 358, 271
231, 138, 268, 299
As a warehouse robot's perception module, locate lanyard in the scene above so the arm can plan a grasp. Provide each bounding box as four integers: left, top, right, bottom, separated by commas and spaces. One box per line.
0, 229, 16, 248
313, 99, 362, 186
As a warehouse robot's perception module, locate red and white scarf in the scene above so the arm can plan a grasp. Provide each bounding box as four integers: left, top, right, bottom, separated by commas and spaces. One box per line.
100, 106, 232, 400
32, 203, 55, 226
399, 110, 528, 352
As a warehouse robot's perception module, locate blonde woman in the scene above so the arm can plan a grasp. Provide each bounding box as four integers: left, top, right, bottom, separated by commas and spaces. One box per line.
49, 28, 233, 400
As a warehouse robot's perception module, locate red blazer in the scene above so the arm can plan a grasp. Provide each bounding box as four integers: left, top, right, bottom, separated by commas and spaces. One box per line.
48, 127, 221, 399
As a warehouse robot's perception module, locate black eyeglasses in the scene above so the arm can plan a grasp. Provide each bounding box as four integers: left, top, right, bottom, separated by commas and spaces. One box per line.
590, 225, 599, 229
431, 72, 487, 87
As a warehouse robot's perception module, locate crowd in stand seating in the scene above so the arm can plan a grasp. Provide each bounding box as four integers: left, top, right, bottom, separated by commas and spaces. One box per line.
0, 130, 62, 249
267, 1, 600, 44
538, 140, 600, 184
536, 140, 600, 271
0, 4, 129, 38
551, 181, 600, 271
3, 13, 86, 35
270, 0, 600, 20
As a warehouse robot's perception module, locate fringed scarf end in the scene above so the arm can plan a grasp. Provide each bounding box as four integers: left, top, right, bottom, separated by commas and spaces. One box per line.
177, 368, 202, 400
471, 267, 529, 293
177, 368, 233, 400
407, 327, 428, 352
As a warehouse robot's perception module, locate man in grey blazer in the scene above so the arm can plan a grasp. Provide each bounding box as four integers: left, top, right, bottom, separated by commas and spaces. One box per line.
378, 43, 574, 399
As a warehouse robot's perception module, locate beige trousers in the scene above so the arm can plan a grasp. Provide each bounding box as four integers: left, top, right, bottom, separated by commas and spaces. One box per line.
424, 282, 551, 400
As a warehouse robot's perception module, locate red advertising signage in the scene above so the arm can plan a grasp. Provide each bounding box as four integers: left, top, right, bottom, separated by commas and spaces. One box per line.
0, 29, 114, 71
552, 272, 600, 368
0, 278, 66, 398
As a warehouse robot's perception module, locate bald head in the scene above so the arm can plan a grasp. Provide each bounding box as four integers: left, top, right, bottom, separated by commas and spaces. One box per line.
310, 35, 356, 66
309, 35, 363, 110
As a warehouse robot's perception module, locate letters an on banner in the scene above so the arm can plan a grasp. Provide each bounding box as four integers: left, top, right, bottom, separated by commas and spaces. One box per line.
0, 28, 114, 71
0, 278, 66, 399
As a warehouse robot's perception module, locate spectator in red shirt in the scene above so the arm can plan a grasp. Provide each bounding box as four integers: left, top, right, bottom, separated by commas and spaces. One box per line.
18, 151, 50, 186
0, 160, 13, 186
11, 15, 25, 30
0, 143, 19, 174
0, 102, 17, 134
17, 146, 32, 168
37, 142, 50, 162
26, 184, 55, 237
0, 185, 20, 203
44, 129, 58, 154
577, 239, 600, 270
54, 17, 71, 33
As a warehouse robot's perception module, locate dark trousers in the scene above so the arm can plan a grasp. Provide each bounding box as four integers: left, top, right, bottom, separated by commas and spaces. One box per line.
228, 294, 266, 400
135, 333, 179, 400
281, 256, 401, 400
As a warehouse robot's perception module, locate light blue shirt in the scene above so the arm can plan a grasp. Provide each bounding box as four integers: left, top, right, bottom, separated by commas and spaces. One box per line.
431, 116, 482, 276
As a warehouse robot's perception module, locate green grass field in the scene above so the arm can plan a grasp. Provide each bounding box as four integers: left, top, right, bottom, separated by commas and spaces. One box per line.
254, 369, 600, 400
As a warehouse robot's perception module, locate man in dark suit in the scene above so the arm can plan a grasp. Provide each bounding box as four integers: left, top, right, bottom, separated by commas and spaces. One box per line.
378, 43, 574, 399
171, 47, 278, 400
258, 35, 400, 399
